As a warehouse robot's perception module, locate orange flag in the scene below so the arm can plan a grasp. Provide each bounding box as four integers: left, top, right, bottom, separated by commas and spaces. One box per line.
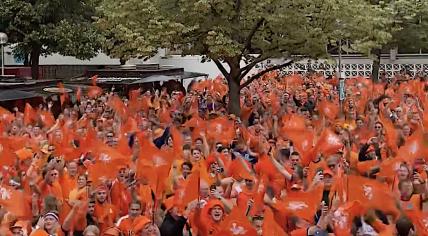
39, 110, 55, 128
285, 130, 315, 157
406, 210, 428, 235
183, 116, 205, 128
121, 117, 138, 135
379, 117, 398, 154
315, 128, 343, 157
0, 186, 30, 218
88, 86, 103, 99
107, 95, 128, 120
23, 103, 36, 125
281, 114, 306, 133
347, 175, 399, 218
170, 126, 184, 156
176, 170, 200, 209
331, 165, 347, 203
318, 100, 339, 121
214, 205, 258, 236
58, 82, 69, 106
332, 201, 365, 236
262, 208, 287, 236
378, 157, 405, 179
396, 130, 424, 163
159, 107, 172, 125
76, 87, 82, 102
88, 158, 128, 187
0, 139, 17, 167
249, 177, 265, 217
274, 184, 324, 223
0, 106, 14, 124
91, 75, 98, 86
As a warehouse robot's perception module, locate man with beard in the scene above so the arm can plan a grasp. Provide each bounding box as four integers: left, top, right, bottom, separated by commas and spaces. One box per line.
93, 185, 118, 234
117, 201, 151, 236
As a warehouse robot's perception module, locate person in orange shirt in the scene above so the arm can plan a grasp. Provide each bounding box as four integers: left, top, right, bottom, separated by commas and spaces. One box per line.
93, 185, 118, 234
66, 174, 90, 233
110, 166, 130, 217
116, 201, 150, 236
59, 161, 79, 225
193, 199, 225, 236
399, 179, 425, 212
31, 211, 64, 236
35, 168, 64, 206
60, 161, 79, 201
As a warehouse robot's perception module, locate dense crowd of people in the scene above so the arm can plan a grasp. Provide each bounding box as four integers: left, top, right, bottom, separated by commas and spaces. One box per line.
0, 72, 428, 236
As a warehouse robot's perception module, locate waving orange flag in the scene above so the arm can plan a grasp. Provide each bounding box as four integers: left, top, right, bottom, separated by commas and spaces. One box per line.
396, 130, 424, 163
88, 86, 103, 99
58, 82, 69, 106
23, 103, 36, 125
318, 100, 339, 121
331, 201, 365, 236
281, 114, 306, 133
347, 175, 399, 218
0, 186, 30, 219
314, 128, 343, 157
108, 95, 128, 120
76, 87, 82, 102
262, 206, 287, 236
175, 170, 200, 209
274, 184, 324, 223
39, 110, 55, 128
406, 210, 428, 236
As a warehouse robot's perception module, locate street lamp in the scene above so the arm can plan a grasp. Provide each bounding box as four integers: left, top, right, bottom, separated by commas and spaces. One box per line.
0, 32, 8, 76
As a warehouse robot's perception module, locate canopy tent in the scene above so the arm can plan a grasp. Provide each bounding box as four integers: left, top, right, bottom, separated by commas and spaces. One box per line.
0, 89, 42, 102
130, 72, 208, 84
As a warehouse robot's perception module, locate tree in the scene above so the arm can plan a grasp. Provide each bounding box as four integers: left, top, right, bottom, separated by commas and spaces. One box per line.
0, 0, 102, 79
367, 0, 428, 80
97, 0, 392, 115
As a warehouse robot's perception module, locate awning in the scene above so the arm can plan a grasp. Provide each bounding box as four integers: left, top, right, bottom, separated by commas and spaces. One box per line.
0, 89, 42, 101
131, 71, 208, 84
181, 71, 208, 79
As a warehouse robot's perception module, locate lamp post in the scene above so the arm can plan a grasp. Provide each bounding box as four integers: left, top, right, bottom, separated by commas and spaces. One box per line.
0, 32, 8, 76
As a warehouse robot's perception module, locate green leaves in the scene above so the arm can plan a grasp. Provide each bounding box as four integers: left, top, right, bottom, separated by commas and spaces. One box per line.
97, 0, 398, 64
0, 0, 101, 61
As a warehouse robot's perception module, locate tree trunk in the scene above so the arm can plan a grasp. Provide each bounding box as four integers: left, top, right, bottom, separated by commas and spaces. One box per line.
228, 76, 241, 116
30, 46, 41, 80
23, 54, 29, 66
228, 64, 242, 116
371, 48, 381, 83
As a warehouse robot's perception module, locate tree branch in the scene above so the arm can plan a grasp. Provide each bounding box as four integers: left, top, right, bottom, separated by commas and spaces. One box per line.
240, 60, 294, 89
239, 55, 269, 78
212, 58, 230, 77
242, 18, 265, 54
235, 0, 241, 13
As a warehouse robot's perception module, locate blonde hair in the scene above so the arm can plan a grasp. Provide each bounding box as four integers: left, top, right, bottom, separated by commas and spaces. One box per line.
83, 225, 100, 236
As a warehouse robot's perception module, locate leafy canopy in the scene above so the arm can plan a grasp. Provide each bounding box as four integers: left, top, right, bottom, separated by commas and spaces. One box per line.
97, 0, 393, 70
0, 0, 101, 61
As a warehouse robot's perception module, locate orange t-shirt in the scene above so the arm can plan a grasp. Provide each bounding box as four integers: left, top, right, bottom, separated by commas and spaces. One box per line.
116, 215, 150, 236
94, 202, 118, 233
38, 180, 64, 203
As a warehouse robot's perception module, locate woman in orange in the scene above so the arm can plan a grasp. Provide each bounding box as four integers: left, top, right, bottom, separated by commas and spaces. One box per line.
69, 174, 89, 204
